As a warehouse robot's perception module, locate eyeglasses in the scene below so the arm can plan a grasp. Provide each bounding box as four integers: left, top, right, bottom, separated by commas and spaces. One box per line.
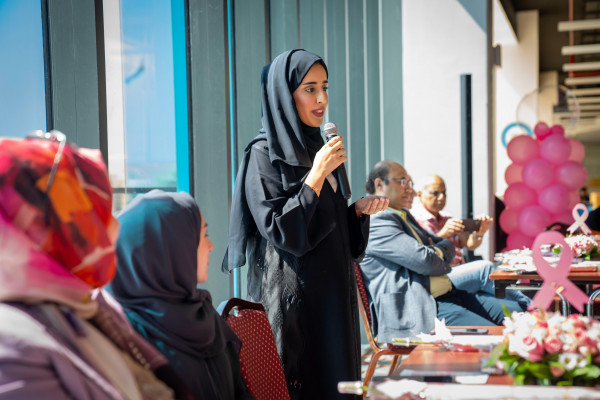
26, 130, 67, 224
426, 190, 446, 198
384, 177, 414, 189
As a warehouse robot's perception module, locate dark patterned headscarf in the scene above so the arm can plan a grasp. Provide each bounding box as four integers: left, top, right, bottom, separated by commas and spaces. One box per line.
107, 190, 235, 359
223, 49, 327, 272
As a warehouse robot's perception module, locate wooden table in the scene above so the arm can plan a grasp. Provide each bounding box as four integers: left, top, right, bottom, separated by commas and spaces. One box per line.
490, 269, 600, 316
391, 326, 512, 385
366, 326, 600, 399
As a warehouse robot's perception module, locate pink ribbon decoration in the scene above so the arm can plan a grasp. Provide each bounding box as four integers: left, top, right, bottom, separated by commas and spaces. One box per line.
567, 203, 591, 235
528, 231, 588, 313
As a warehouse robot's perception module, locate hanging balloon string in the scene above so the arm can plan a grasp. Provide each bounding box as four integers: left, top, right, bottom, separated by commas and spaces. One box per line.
567, 203, 592, 235
528, 231, 588, 313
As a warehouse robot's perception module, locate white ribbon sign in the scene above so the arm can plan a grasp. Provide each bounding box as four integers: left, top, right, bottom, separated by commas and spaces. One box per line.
567, 203, 591, 235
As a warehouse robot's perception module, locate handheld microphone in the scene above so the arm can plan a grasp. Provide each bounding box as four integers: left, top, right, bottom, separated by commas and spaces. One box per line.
323, 122, 351, 199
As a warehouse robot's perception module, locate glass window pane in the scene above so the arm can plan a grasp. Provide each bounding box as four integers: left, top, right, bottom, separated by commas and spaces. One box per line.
0, 0, 46, 137
117, 0, 187, 203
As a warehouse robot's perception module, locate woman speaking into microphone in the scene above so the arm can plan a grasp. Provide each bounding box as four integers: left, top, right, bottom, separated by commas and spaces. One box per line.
223, 49, 388, 400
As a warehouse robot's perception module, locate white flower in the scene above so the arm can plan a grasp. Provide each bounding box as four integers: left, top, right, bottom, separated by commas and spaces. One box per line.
585, 324, 600, 342
558, 332, 577, 352
558, 353, 586, 370
579, 345, 591, 357
564, 235, 598, 257
547, 313, 565, 330
530, 327, 548, 343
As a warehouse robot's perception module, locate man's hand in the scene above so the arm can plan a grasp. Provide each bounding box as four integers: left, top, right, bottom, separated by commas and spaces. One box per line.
475, 215, 493, 237
464, 215, 493, 250
355, 195, 389, 217
437, 218, 464, 238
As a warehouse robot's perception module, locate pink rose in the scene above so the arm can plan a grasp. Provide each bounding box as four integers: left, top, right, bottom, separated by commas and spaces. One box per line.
578, 336, 599, 355
550, 364, 565, 378
544, 337, 562, 354
522, 336, 544, 362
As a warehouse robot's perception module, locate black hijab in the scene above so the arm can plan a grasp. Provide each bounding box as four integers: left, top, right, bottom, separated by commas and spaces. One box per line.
223, 49, 328, 273
107, 190, 235, 359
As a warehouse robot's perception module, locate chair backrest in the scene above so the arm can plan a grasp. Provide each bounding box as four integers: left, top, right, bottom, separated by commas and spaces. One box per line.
221, 298, 290, 400
354, 263, 372, 326
354, 263, 379, 350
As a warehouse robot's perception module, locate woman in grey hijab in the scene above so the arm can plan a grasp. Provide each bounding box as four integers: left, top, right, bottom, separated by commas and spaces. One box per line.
223, 49, 388, 399
107, 190, 253, 400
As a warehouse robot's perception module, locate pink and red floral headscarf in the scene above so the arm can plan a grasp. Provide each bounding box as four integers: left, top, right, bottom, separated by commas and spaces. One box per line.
0, 137, 117, 314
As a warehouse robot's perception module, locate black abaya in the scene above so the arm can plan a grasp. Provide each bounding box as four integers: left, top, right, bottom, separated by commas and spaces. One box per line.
244, 140, 368, 399
223, 49, 369, 400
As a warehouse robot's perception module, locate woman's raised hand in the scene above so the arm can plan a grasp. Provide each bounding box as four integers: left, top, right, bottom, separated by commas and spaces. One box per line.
304, 136, 347, 195
355, 195, 389, 217
313, 136, 347, 177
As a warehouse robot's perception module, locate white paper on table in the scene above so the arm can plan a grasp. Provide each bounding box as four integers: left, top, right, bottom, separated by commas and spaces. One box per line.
449, 335, 503, 348
375, 381, 600, 400
453, 375, 490, 384
574, 260, 600, 267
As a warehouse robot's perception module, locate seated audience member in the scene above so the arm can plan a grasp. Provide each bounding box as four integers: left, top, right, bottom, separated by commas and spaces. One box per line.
412, 175, 530, 306
494, 195, 508, 251
106, 190, 254, 400
361, 161, 525, 342
579, 186, 593, 211
0, 137, 185, 399
587, 205, 600, 231
413, 174, 491, 266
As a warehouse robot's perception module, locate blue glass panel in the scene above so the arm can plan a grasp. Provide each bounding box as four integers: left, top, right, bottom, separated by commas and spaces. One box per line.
0, 0, 46, 137
120, 0, 187, 192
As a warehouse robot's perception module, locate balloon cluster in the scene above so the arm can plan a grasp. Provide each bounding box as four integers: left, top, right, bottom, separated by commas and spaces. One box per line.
500, 122, 587, 250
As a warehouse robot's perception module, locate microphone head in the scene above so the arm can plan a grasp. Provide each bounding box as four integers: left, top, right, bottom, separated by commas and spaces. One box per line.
323, 122, 338, 138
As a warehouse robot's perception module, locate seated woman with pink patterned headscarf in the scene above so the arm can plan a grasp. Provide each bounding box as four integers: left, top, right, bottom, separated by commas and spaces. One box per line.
0, 135, 191, 400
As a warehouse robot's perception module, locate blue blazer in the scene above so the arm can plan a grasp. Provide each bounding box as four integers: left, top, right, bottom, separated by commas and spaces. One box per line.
361, 209, 455, 342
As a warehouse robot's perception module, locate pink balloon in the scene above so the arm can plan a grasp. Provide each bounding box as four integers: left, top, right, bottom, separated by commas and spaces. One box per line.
504, 163, 523, 185
538, 184, 570, 214
507, 135, 539, 164
504, 182, 537, 211
549, 124, 565, 137
555, 161, 588, 190
534, 122, 551, 141
522, 159, 554, 190
506, 231, 534, 250
518, 205, 551, 237
568, 190, 580, 209
499, 208, 519, 234
551, 210, 573, 225
568, 138, 585, 162
540, 134, 570, 165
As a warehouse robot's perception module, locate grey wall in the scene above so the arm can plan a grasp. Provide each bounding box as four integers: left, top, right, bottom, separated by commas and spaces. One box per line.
46, 0, 101, 149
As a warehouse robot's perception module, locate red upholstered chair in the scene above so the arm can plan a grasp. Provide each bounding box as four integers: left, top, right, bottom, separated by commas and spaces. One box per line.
354, 263, 414, 392
221, 298, 290, 400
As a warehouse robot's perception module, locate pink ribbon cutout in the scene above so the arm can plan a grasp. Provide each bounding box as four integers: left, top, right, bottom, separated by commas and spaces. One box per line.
528, 231, 588, 313
567, 203, 591, 235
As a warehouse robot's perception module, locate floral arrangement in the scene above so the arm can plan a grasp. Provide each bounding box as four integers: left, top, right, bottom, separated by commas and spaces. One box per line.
490, 310, 600, 386
552, 234, 598, 260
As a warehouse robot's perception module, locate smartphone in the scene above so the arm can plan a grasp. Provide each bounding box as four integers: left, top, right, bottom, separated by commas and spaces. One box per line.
462, 219, 482, 232
449, 327, 488, 335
